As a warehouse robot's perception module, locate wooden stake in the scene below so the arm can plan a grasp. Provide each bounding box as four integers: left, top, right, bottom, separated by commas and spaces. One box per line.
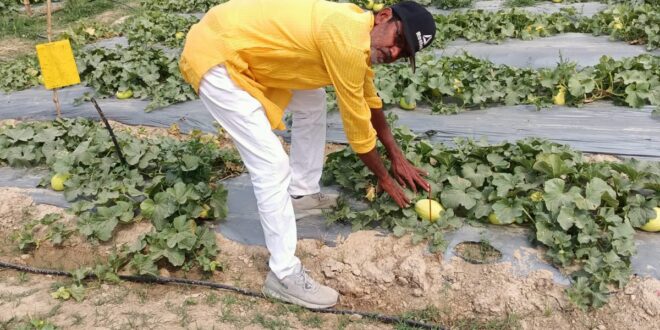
46, 0, 51, 42
428, 185, 432, 218
23, 0, 32, 16
46, 0, 62, 118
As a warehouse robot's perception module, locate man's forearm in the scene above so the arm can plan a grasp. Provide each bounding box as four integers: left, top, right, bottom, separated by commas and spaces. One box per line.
370, 108, 402, 158
357, 147, 390, 180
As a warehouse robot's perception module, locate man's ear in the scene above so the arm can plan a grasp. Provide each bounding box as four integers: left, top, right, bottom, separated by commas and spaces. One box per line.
373, 8, 394, 25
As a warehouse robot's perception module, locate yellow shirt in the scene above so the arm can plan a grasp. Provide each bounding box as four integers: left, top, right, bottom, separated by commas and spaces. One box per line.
179, 0, 383, 153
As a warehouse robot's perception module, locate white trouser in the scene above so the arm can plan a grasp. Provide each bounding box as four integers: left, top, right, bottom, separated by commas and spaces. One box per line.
199, 66, 326, 279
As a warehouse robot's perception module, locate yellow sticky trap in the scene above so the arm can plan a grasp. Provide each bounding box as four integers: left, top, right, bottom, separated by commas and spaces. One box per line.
36, 39, 80, 90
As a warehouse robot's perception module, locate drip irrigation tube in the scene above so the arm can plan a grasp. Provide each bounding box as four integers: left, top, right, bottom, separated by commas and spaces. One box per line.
0, 260, 445, 329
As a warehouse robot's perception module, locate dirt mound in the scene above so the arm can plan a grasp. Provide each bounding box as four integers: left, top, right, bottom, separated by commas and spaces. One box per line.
1, 187, 659, 329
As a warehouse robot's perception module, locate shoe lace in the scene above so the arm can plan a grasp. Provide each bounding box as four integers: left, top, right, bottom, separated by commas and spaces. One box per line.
313, 192, 327, 201
294, 267, 318, 292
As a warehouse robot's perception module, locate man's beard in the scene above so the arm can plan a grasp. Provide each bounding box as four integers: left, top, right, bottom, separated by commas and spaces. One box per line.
370, 47, 385, 64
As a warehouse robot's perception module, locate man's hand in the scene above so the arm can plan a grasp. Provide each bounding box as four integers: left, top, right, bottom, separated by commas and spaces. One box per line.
357, 148, 410, 208
369, 108, 430, 195
390, 154, 430, 194
377, 176, 410, 208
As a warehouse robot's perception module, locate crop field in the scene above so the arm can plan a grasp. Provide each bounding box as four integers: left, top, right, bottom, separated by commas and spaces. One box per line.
0, 0, 658, 329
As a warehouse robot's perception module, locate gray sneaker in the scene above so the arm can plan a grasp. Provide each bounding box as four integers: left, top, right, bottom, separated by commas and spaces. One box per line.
262, 265, 339, 309
291, 192, 338, 220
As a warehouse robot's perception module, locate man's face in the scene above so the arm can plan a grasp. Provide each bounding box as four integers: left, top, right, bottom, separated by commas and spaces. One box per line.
370, 9, 409, 65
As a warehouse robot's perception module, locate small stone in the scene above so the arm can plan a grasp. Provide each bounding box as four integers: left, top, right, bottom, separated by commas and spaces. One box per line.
159, 268, 170, 277
624, 286, 636, 295
397, 276, 409, 286
643, 304, 656, 317
596, 325, 605, 330
630, 294, 636, 301
348, 314, 363, 322
20, 254, 30, 260
412, 288, 424, 297
352, 269, 361, 276
322, 269, 336, 278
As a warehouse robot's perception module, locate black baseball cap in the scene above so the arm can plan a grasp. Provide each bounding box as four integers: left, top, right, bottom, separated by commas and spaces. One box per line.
391, 1, 436, 72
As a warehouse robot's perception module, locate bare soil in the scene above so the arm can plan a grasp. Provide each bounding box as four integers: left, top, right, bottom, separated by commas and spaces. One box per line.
1, 188, 659, 330
453, 241, 503, 264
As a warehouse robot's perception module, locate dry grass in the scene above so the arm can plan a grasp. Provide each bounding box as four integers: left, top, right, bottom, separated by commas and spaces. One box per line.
0, 38, 34, 61
1, 1, 138, 61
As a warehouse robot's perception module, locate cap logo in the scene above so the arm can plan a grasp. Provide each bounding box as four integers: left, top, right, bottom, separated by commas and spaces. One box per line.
422, 34, 432, 46
415, 31, 433, 50
415, 31, 423, 50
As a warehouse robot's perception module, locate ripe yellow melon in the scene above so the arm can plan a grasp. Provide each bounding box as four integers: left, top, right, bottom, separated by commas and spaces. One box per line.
50, 173, 70, 191
640, 207, 660, 232
415, 199, 444, 222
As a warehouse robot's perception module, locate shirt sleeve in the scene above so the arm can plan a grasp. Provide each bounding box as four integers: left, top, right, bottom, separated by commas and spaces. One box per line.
364, 67, 383, 110
317, 15, 379, 154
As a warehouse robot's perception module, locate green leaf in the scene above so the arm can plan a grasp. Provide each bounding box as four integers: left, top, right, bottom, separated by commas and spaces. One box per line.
534, 219, 554, 246
585, 177, 617, 210
40, 213, 62, 225
140, 199, 155, 219
461, 163, 492, 188
487, 153, 509, 169
182, 154, 200, 171
491, 173, 515, 197
69, 284, 86, 302
492, 199, 524, 224
129, 253, 158, 276
441, 189, 476, 210
393, 225, 407, 237
556, 206, 576, 231
4, 127, 35, 142
150, 192, 177, 229
94, 217, 118, 241
210, 186, 228, 219
567, 71, 596, 96
51, 286, 71, 300
163, 248, 185, 266
543, 179, 574, 213
447, 175, 472, 190
533, 153, 573, 178
33, 127, 65, 143
627, 206, 656, 228
610, 222, 634, 240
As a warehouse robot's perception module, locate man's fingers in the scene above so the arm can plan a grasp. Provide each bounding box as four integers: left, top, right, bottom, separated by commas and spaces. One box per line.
406, 176, 417, 194
416, 176, 431, 192
394, 195, 406, 208
382, 179, 409, 208
396, 192, 409, 208
412, 173, 431, 191
394, 174, 405, 187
